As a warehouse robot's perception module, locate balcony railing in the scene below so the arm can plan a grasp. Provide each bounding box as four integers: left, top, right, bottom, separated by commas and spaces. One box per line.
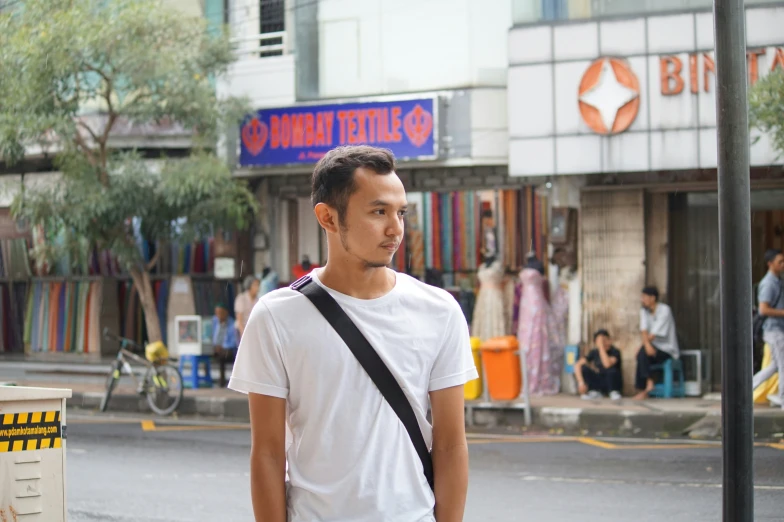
231, 30, 286, 58
513, 0, 784, 25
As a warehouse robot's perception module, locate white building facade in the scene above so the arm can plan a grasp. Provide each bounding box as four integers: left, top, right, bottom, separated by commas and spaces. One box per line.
221, 0, 515, 282
507, 1, 784, 392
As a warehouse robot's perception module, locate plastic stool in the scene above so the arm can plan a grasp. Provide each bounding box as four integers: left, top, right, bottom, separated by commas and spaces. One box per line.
649, 358, 685, 398
179, 354, 213, 389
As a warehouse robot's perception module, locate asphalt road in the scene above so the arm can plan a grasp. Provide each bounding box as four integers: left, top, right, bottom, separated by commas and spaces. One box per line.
63, 411, 784, 522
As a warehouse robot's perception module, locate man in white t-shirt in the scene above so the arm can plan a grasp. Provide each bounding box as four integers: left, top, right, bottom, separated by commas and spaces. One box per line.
229, 145, 478, 522
634, 286, 680, 400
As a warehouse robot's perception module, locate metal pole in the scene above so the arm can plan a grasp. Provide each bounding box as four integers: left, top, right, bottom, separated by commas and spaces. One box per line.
712, 1, 754, 521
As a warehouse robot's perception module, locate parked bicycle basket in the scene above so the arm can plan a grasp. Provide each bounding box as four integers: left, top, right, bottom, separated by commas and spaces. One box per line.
145, 341, 169, 363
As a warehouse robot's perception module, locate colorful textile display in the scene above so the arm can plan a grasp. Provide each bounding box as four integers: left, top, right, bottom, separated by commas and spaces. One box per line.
0, 282, 28, 353
415, 191, 481, 275
500, 187, 548, 271
24, 280, 102, 354
192, 279, 240, 318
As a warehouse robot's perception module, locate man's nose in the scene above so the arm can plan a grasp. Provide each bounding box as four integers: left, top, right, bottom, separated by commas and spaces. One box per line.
388, 215, 404, 237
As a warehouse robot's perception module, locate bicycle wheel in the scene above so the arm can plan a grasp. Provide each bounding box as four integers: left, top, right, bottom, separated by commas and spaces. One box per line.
100, 362, 121, 412
145, 364, 184, 416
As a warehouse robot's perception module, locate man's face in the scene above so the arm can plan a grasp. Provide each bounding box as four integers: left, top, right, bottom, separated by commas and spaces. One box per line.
215, 306, 228, 322
641, 293, 656, 310
770, 254, 784, 276
337, 167, 407, 269
596, 334, 611, 350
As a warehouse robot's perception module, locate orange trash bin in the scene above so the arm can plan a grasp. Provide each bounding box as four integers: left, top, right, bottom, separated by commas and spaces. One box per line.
464, 337, 483, 400
479, 336, 521, 400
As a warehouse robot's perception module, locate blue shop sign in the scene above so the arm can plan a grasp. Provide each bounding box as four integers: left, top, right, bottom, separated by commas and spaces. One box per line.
239, 97, 437, 166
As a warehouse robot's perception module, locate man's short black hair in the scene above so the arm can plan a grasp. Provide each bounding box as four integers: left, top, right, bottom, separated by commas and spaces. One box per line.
764, 248, 782, 266
642, 286, 659, 301
593, 329, 610, 341
311, 145, 396, 224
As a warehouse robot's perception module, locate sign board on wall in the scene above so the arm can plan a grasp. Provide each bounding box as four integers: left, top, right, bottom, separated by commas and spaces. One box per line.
239, 97, 438, 167
507, 7, 784, 176
576, 47, 784, 137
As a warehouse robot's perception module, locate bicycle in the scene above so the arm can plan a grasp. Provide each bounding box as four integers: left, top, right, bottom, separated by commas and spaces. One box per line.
101, 328, 184, 416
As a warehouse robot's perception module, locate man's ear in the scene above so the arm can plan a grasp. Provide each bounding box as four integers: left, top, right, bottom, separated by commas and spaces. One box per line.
314, 202, 339, 233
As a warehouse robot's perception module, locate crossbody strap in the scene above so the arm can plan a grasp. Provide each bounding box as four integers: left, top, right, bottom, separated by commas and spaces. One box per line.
291, 275, 435, 491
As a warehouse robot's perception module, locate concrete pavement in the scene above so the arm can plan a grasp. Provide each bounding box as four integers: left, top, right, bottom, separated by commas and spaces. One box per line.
3, 358, 784, 439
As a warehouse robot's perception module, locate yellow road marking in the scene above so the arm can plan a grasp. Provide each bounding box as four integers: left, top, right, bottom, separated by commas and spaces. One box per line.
141, 420, 249, 432
765, 443, 784, 451
578, 437, 617, 449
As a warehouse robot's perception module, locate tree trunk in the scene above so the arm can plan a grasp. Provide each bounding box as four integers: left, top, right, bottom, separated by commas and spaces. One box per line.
129, 267, 163, 344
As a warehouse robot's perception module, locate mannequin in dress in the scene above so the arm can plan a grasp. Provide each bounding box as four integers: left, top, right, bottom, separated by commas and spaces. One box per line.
471, 255, 507, 341
517, 264, 563, 396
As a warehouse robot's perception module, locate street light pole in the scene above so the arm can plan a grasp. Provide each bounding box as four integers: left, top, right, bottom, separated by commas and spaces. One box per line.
712, 1, 754, 521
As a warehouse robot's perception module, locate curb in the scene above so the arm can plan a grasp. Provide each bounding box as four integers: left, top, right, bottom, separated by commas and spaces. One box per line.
68, 391, 784, 440
70, 391, 251, 421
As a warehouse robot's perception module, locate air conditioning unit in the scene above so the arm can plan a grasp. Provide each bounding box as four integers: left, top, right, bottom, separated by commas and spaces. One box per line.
680, 350, 707, 397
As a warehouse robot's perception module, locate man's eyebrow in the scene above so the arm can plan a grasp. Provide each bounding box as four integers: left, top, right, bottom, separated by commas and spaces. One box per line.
368, 199, 408, 208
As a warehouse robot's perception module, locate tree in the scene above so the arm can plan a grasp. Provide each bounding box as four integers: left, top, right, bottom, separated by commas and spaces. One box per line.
0, 0, 258, 344
749, 68, 784, 159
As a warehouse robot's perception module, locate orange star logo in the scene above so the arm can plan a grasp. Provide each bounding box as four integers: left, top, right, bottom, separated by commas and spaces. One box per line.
578, 58, 640, 135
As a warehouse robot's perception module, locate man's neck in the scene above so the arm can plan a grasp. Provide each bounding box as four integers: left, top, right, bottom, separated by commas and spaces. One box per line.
649, 303, 658, 314
318, 262, 396, 300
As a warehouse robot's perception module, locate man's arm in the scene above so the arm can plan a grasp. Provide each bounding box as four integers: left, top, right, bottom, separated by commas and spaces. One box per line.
573, 356, 588, 393
248, 393, 287, 522
430, 385, 469, 522
640, 331, 656, 356
760, 302, 784, 318
597, 348, 617, 369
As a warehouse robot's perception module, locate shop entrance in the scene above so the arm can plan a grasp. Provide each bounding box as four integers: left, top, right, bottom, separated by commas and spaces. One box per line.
669, 189, 784, 392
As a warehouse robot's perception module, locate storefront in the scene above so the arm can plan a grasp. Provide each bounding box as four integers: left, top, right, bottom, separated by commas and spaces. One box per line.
507, 4, 784, 392
237, 89, 550, 287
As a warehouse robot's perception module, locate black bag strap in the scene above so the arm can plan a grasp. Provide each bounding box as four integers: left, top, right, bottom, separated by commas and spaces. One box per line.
291, 275, 434, 491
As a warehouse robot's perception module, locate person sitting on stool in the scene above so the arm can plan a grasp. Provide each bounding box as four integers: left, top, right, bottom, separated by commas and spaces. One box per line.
574, 329, 623, 400
212, 302, 238, 387
634, 286, 680, 400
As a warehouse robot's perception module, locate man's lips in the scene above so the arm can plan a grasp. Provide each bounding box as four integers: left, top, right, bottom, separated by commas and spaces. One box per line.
381, 243, 399, 251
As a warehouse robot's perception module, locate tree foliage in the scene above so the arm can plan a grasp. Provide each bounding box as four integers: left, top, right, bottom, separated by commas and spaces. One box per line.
0, 0, 257, 343
749, 68, 784, 159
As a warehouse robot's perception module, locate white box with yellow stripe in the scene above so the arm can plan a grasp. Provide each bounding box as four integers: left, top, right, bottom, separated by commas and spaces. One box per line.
0, 386, 71, 521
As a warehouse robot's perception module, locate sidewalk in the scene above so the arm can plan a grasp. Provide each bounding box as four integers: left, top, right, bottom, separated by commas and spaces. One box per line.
2, 358, 783, 440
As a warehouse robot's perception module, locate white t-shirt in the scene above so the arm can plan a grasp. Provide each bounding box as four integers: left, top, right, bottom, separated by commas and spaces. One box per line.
228, 269, 478, 522
640, 302, 680, 358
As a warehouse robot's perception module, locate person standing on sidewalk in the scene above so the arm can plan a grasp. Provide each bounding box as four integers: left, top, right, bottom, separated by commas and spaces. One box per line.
634, 286, 679, 400
234, 275, 259, 338
229, 145, 477, 522
752, 249, 784, 408
211, 302, 239, 387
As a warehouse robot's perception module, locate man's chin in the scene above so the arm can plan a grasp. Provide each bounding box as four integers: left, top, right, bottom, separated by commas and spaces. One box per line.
363, 257, 393, 269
